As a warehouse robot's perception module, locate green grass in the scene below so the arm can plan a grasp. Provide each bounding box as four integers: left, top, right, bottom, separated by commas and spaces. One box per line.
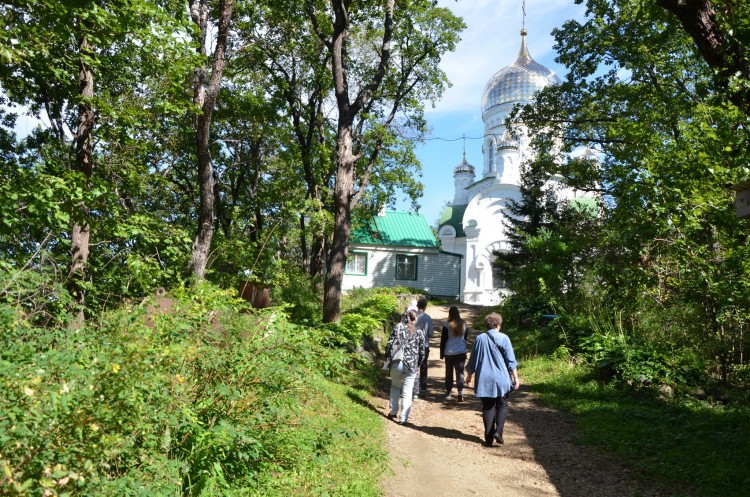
255, 371, 388, 496
522, 357, 750, 497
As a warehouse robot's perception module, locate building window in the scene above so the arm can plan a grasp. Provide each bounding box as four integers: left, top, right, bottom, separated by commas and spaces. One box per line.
492, 264, 507, 289
345, 252, 367, 275
396, 254, 417, 280
487, 141, 495, 173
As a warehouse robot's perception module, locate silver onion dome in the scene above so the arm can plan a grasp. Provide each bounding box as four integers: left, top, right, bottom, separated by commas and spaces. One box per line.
481, 29, 561, 115
454, 155, 475, 175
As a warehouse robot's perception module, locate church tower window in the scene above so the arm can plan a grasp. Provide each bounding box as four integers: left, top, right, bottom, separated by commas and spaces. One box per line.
487, 141, 494, 174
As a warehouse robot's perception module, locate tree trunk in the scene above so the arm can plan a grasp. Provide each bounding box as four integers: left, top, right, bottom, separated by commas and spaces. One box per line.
309, 230, 326, 280
323, 126, 356, 322
319, 0, 394, 323
188, 0, 235, 279
67, 27, 95, 324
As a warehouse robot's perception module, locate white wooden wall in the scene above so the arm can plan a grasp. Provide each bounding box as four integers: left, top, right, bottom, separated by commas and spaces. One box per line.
342, 246, 461, 298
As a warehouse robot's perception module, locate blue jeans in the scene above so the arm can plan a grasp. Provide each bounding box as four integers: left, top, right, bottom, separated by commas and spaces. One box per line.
389, 360, 417, 422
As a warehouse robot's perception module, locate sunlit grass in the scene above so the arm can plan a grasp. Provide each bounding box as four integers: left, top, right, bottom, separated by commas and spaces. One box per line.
523, 357, 750, 497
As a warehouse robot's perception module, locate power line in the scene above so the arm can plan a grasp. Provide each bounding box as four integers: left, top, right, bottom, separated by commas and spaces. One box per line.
422, 135, 484, 142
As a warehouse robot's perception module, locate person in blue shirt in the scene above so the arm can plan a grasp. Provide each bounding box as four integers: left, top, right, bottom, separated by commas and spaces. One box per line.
465, 312, 520, 447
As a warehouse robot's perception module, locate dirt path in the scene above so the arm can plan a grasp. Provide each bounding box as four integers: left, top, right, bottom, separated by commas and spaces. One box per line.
378, 303, 666, 497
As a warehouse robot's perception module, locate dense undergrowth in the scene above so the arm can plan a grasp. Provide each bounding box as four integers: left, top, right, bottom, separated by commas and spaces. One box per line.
522, 357, 750, 497
0, 284, 391, 496
487, 290, 750, 497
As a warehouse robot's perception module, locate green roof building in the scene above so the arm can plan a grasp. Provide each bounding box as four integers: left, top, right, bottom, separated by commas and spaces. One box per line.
343, 210, 461, 298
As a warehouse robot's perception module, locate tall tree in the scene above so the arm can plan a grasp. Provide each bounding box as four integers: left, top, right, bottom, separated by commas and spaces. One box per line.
517, 0, 750, 379
0, 0, 192, 320
306, 0, 464, 322
188, 0, 236, 279
236, 0, 335, 279
494, 146, 561, 293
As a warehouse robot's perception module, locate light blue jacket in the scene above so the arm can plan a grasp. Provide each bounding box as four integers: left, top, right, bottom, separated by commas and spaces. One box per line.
466, 329, 518, 398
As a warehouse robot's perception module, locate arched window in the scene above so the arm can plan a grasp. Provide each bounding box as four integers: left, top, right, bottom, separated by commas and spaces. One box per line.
487, 141, 494, 173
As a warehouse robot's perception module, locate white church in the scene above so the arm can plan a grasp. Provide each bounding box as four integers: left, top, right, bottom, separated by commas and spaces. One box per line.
342, 28, 593, 304
438, 29, 590, 305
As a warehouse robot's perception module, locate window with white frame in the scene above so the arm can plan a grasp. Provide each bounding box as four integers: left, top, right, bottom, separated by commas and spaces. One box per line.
396, 254, 417, 280
345, 252, 367, 275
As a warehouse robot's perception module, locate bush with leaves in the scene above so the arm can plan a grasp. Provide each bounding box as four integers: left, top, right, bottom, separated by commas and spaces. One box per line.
324, 290, 399, 347
0, 283, 366, 496
579, 314, 707, 390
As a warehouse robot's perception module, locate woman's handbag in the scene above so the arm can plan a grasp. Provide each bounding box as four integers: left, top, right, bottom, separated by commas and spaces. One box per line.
391, 341, 405, 362
383, 332, 405, 370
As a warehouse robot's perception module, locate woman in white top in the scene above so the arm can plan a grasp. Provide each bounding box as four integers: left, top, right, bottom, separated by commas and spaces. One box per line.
439, 306, 469, 402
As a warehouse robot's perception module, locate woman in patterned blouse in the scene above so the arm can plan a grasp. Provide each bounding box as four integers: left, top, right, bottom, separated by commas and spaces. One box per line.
384, 309, 426, 424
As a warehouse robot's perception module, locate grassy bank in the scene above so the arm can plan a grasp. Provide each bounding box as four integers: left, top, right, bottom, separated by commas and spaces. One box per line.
522, 357, 750, 497
0, 284, 389, 496
252, 374, 387, 496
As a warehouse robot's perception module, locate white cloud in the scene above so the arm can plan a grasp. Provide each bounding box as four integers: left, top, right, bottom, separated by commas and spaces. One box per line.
430, 0, 585, 114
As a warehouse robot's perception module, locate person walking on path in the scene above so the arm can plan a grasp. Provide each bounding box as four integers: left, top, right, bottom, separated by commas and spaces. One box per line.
465, 312, 520, 447
384, 308, 426, 424
439, 305, 469, 402
412, 297, 434, 400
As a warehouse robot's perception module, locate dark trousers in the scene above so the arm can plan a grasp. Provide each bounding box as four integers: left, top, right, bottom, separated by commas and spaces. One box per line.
481, 393, 510, 444
444, 353, 466, 395
413, 348, 430, 395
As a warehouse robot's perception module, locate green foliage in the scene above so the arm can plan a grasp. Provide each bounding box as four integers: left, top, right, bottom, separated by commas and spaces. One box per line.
266, 261, 323, 326
325, 289, 399, 346
579, 326, 705, 388
524, 356, 750, 497
0, 283, 385, 496
506, 0, 750, 388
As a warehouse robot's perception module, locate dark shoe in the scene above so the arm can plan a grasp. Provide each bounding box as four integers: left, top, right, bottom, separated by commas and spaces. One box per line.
494, 433, 504, 444
457, 394, 464, 402
398, 419, 411, 426
387, 413, 395, 421
484, 440, 493, 447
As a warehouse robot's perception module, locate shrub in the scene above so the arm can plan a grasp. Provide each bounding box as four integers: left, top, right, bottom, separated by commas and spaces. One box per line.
0, 283, 356, 496
579, 322, 706, 388
324, 290, 399, 347
268, 262, 322, 326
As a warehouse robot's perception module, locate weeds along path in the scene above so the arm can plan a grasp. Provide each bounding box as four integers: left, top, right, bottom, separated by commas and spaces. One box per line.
378, 303, 666, 497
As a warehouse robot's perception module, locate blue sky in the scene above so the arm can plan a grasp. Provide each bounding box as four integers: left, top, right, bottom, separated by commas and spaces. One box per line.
403, 0, 587, 226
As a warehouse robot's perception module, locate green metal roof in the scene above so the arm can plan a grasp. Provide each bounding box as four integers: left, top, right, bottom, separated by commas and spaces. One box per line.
438, 204, 467, 238
351, 210, 439, 248
568, 196, 598, 215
